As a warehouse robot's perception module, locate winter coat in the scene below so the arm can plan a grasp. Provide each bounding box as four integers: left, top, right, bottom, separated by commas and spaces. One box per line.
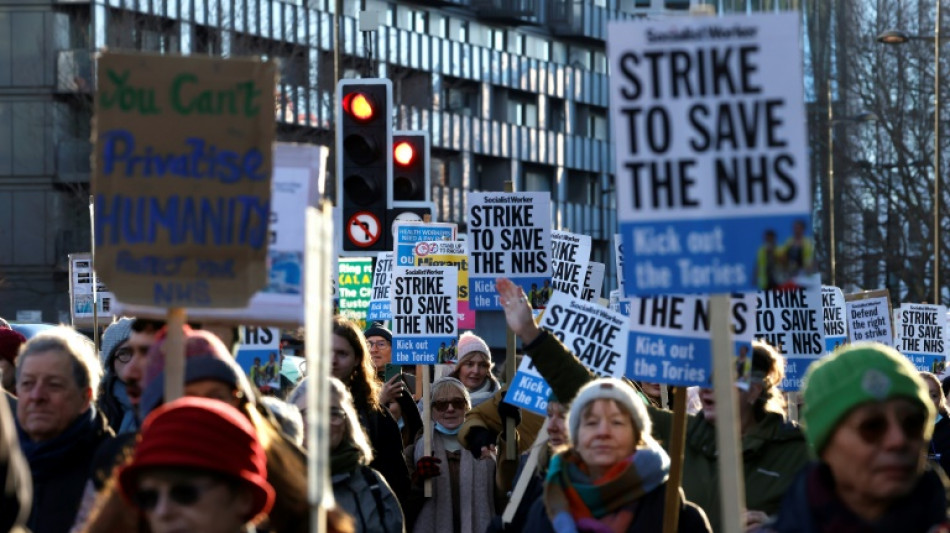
758, 462, 950, 533
18, 407, 113, 533
332, 466, 405, 533
359, 405, 412, 512
525, 331, 809, 532
930, 415, 950, 475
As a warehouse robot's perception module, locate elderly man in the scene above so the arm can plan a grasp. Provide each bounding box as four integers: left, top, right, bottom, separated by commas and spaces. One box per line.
15, 326, 112, 533
760, 343, 950, 532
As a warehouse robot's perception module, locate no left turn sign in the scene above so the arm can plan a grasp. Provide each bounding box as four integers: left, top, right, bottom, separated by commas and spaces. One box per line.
347, 211, 381, 247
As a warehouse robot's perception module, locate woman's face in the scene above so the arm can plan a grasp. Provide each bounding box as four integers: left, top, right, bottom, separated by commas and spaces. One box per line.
329, 393, 345, 450
926, 379, 942, 412
458, 354, 490, 390
432, 390, 469, 430
639, 382, 662, 400
546, 402, 569, 447
575, 399, 638, 478
136, 470, 252, 533
331, 334, 358, 380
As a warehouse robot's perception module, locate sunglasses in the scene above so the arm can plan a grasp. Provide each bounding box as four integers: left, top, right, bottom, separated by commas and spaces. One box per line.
134, 482, 215, 511
432, 398, 467, 412
855, 409, 927, 445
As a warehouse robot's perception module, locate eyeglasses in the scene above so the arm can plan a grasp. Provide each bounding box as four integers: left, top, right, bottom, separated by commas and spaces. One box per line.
330, 407, 347, 425
134, 481, 216, 511
432, 398, 467, 412
854, 408, 927, 445
367, 340, 390, 349
114, 347, 134, 364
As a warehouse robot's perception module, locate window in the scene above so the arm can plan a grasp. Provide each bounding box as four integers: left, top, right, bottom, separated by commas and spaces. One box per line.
489, 27, 506, 51
524, 167, 552, 193
232, 34, 308, 86
508, 90, 538, 128
450, 19, 468, 42
443, 77, 480, 116
107, 10, 179, 54
548, 98, 566, 133
567, 171, 600, 206
413, 10, 427, 33
194, 26, 222, 55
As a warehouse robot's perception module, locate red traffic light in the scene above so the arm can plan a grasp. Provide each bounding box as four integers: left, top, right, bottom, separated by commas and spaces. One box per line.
394, 141, 416, 167
343, 92, 375, 122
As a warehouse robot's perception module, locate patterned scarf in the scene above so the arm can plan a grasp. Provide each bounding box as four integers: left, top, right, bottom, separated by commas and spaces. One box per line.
543, 441, 670, 533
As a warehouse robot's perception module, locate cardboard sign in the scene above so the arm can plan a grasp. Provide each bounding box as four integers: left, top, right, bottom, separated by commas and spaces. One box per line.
821, 286, 848, 353
93, 52, 277, 307
581, 261, 606, 303
69, 253, 115, 327
392, 267, 458, 364
467, 192, 553, 310
626, 293, 754, 387
235, 326, 282, 392
367, 252, 394, 321
504, 356, 553, 416
608, 13, 811, 295
756, 277, 825, 390
896, 303, 948, 373
413, 240, 475, 330
393, 222, 457, 267
539, 291, 629, 378
112, 144, 325, 325
551, 230, 592, 299
845, 290, 893, 347
338, 258, 373, 329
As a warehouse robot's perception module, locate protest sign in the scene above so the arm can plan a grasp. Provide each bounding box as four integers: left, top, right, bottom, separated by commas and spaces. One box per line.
504, 356, 553, 416
467, 192, 552, 310
821, 286, 848, 353
845, 290, 893, 346
613, 234, 627, 297
367, 252, 394, 321
755, 277, 824, 390
608, 13, 810, 295
338, 257, 373, 329
550, 230, 592, 299
235, 326, 282, 393
68, 253, 115, 327
413, 240, 475, 329
896, 303, 948, 373
626, 293, 754, 387
112, 144, 325, 326
392, 267, 458, 364
581, 261, 606, 302
539, 291, 629, 378
93, 52, 277, 307
393, 222, 457, 267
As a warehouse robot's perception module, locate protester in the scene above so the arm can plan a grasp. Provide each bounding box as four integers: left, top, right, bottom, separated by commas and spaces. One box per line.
261, 395, 305, 448
495, 277, 809, 532
365, 325, 393, 372
760, 343, 950, 531
921, 371, 950, 476
0, 377, 31, 533
332, 317, 411, 509
406, 377, 497, 533
329, 377, 405, 533
449, 331, 499, 407
117, 396, 275, 533
96, 317, 137, 434
15, 326, 113, 533
0, 327, 25, 397
117, 318, 164, 418
523, 378, 711, 532
366, 324, 421, 445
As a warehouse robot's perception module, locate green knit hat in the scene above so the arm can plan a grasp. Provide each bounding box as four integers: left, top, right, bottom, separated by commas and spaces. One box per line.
801, 342, 934, 456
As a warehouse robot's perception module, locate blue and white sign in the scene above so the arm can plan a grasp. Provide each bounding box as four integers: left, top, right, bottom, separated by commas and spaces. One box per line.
896, 303, 948, 373
539, 291, 629, 378
608, 13, 811, 295
392, 266, 458, 365
821, 286, 848, 353
235, 326, 282, 392
626, 293, 754, 387
394, 222, 456, 267
467, 191, 553, 310
756, 276, 824, 391
504, 356, 553, 416
367, 252, 394, 321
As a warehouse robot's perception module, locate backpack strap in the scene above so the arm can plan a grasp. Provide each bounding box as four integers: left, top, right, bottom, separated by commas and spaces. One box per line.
361, 467, 390, 533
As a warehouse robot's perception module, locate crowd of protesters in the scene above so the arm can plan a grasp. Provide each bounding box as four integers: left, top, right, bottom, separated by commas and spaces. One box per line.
1, 277, 950, 533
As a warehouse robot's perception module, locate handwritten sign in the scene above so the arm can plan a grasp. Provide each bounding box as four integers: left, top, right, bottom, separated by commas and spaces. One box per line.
414, 240, 475, 330
551, 230, 592, 299
93, 52, 277, 307
756, 277, 824, 390
581, 262, 606, 303
845, 290, 893, 347
539, 291, 629, 378
467, 192, 552, 310
504, 356, 553, 416
392, 267, 458, 364
367, 252, 394, 321
896, 303, 948, 373
821, 286, 848, 353
608, 13, 810, 294
626, 293, 754, 387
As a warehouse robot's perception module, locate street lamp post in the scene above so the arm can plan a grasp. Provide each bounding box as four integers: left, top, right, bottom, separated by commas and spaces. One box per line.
879, 0, 944, 304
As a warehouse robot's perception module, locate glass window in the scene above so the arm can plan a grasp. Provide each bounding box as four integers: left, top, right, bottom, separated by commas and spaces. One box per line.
429, 13, 446, 38
450, 18, 468, 42
413, 10, 427, 33
524, 168, 552, 192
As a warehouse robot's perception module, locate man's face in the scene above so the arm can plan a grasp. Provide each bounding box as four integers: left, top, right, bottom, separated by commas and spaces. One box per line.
0, 359, 15, 392
120, 329, 158, 408
16, 350, 91, 442
366, 336, 391, 371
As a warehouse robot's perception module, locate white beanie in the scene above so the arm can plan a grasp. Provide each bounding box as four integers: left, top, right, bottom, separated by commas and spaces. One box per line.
456, 331, 491, 362
568, 378, 651, 442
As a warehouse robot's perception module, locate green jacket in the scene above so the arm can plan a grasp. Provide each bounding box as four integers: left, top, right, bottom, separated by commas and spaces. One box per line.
526, 331, 809, 533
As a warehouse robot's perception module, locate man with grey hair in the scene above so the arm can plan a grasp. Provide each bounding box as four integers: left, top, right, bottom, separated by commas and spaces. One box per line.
15, 326, 112, 533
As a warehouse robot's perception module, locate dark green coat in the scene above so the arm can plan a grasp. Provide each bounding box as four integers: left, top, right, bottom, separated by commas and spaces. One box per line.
526, 331, 809, 533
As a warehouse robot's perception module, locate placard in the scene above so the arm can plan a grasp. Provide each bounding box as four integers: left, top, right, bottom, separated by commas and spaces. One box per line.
392, 267, 458, 364
581, 261, 606, 303
821, 286, 848, 353
845, 290, 893, 347
69, 253, 115, 327
413, 240, 475, 329
550, 230, 592, 299
538, 291, 629, 378
93, 52, 277, 307
756, 277, 824, 390
338, 257, 373, 329
467, 192, 553, 310
235, 326, 282, 392
504, 356, 553, 416
609, 13, 811, 294
366, 252, 394, 321
896, 303, 948, 373
393, 222, 457, 267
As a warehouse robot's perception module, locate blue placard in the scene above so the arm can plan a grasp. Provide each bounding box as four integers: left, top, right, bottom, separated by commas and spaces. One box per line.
393, 335, 456, 365
366, 300, 391, 321
505, 369, 552, 416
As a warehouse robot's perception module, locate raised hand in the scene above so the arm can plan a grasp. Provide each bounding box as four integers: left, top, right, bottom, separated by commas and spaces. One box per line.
495, 277, 541, 344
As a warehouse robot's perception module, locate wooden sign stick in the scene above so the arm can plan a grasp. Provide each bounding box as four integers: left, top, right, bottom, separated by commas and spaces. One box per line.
163, 307, 187, 402
661, 387, 688, 533
502, 421, 549, 525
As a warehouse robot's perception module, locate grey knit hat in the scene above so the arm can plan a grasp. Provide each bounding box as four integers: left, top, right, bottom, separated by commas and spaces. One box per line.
100, 317, 134, 368
568, 378, 651, 442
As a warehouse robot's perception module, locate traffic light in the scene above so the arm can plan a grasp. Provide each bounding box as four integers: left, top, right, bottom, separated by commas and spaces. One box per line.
391, 130, 430, 205
337, 79, 392, 255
